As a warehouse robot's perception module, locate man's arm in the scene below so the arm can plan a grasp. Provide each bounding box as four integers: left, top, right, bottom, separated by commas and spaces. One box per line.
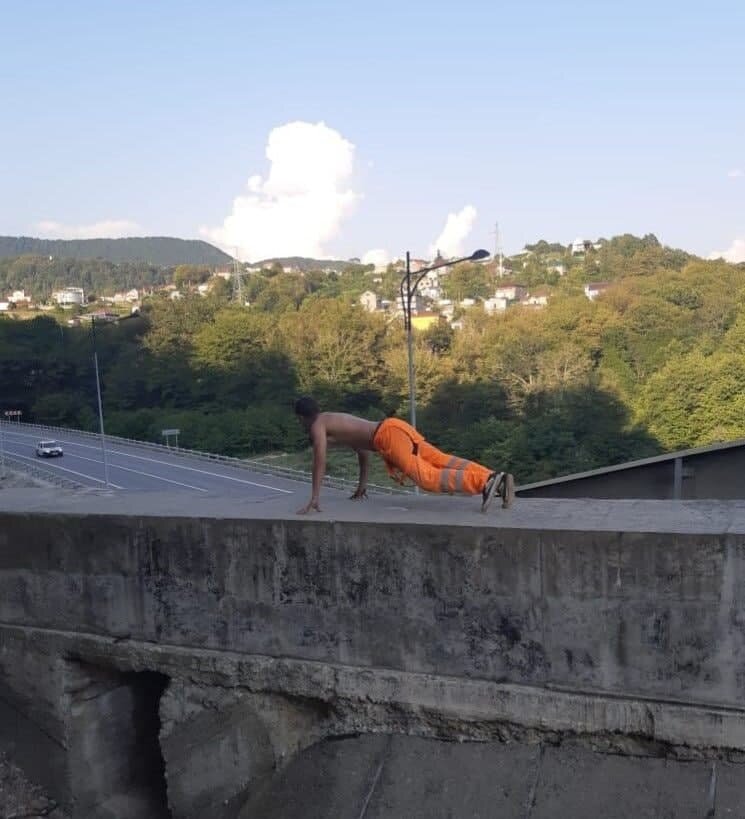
350, 449, 369, 499
297, 421, 327, 514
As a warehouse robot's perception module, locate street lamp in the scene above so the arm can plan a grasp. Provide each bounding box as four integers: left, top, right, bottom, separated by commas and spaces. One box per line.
399, 248, 489, 429
90, 312, 141, 488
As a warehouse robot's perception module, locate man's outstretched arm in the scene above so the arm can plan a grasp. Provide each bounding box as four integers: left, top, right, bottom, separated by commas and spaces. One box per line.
351, 450, 369, 499
297, 424, 327, 514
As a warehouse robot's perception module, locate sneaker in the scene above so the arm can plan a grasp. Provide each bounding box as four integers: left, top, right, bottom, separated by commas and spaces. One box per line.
498, 473, 515, 509
481, 471, 503, 513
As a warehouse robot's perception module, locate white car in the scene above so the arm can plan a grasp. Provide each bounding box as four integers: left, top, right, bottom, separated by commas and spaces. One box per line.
36, 440, 63, 458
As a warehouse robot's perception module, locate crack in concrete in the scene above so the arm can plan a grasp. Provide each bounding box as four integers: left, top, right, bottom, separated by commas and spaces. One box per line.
357, 736, 391, 819
524, 744, 544, 818
706, 761, 717, 818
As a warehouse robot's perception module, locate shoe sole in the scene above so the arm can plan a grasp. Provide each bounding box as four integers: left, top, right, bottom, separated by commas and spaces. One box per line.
500, 473, 515, 509
480, 472, 503, 513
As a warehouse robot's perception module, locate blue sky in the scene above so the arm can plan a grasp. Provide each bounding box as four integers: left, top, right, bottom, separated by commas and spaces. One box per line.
1, 0, 744, 262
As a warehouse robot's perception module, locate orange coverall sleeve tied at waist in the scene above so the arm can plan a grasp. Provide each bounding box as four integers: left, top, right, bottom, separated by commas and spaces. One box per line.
372, 418, 491, 495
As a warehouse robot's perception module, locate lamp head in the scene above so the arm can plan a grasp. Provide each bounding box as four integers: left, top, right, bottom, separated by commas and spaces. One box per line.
469, 249, 490, 261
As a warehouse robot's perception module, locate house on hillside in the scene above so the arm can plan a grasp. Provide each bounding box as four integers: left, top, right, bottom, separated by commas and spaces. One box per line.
484, 296, 508, 314
359, 291, 380, 312
396, 292, 426, 317
584, 282, 611, 301
494, 283, 527, 302
53, 287, 85, 306
418, 269, 442, 300
437, 299, 454, 320
408, 258, 430, 273
521, 287, 550, 308
547, 260, 566, 276
570, 238, 595, 255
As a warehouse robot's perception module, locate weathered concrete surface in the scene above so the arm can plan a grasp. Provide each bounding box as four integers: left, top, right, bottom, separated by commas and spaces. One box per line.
2, 489, 745, 816
159, 682, 326, 819
2, 496, 745, 708
235, 734, 745, 819
0, 749, 69, 819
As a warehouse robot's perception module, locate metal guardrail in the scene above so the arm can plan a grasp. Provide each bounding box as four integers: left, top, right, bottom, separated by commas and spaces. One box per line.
0, 453, 88, 491
10, 422, 413, 495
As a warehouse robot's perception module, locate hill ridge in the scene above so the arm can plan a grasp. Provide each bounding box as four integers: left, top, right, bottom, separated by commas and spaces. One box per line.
0, 236, 233, 266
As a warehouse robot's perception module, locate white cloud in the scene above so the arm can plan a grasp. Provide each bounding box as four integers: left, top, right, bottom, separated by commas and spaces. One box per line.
429, 205, 478, 258
35, 219, 142, 239
709, 238, 745, 263
362, 248, 390, 268
201, 121, 359, 262
727, 168, 744, 178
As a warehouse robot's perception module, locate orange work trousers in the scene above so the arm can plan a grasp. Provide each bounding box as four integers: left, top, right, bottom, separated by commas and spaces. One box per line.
372, 418, 491, 495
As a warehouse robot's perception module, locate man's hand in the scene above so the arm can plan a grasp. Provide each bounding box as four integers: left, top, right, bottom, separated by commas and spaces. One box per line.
350, 487, 368, 500
297, 500, 322, 515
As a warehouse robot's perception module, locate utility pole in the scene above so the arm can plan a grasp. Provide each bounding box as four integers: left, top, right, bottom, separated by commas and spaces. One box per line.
90, 317, 111, 488
232, 249, 243, 304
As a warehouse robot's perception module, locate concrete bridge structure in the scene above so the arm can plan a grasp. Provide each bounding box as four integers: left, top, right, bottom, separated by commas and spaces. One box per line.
1, 488, 745, 817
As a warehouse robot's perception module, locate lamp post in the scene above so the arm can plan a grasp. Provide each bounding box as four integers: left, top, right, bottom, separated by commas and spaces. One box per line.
399, 248, 489, 429
90, 316, 111, 488
90, 312, 140, 489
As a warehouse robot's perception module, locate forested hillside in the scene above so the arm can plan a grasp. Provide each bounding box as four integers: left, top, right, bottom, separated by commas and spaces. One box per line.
0, 236, 232, 266
1, 234, 743, 485
0, 255, 173, 300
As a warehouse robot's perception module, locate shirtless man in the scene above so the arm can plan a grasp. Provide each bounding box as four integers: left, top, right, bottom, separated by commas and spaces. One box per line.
294, 396, 514, 514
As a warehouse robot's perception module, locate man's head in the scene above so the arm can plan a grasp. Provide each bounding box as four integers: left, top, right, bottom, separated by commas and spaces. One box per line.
294, 396, 319, 431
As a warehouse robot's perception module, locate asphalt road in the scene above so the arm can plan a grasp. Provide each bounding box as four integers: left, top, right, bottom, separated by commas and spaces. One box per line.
0, 424, 314, 499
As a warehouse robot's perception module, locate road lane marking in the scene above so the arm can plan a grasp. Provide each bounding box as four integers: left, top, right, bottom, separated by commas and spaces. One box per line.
3, 430, 294, 493
102, 451, 295, 493
58, 451, 210, 491
5, 452, 125, 489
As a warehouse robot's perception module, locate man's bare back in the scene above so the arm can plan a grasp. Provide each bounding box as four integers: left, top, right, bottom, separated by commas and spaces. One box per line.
310, 412, 378, 452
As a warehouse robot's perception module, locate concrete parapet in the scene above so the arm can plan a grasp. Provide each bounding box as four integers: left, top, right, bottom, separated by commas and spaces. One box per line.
1, 497, 745, 814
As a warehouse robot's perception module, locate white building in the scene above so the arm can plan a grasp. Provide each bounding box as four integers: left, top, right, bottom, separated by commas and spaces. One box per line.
396, 292, 426, 316
53, 287, 85, 306
521, 288, 550, 308
484, 296, 508, 314
359, 291, 379, 312
571, 237, 591, 255
417, 269, 442, 300
584, 282, 610, 301
494, 284, 527, 302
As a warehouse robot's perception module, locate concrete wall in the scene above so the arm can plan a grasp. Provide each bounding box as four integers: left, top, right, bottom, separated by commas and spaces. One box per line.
518, 446, 745, 500
2, 508, 745, 815
2, 513, 744, 704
